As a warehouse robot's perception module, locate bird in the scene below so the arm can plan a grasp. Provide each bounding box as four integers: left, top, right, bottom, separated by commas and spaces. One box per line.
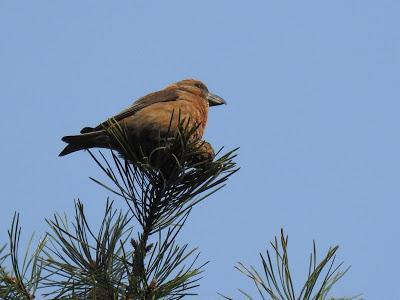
59, 79, 226, 161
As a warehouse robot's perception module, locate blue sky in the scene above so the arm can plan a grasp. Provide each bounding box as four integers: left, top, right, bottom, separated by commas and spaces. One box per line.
1, 1, 399, 298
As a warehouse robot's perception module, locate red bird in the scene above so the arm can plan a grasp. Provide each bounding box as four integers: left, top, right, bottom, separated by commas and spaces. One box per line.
59, 79, 225, 158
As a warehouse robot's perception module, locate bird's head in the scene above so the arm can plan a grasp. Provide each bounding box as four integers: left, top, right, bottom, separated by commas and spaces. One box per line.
167, 79, 226, 107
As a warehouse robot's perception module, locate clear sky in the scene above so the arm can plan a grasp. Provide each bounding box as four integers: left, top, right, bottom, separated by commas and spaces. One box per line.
0, 1, 399, 299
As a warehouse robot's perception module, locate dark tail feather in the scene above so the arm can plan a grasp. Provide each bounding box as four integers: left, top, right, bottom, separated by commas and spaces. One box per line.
59, 143, 86, 156
59, 131, 110, 156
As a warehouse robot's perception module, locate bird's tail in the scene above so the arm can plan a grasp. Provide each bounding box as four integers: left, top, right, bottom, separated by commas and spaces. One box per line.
59, 131, 110, 156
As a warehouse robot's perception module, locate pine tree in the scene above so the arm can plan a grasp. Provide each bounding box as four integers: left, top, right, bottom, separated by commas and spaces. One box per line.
0, 121, 360, 299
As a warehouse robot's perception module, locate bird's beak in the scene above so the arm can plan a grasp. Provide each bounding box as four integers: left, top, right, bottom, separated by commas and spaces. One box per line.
207, 92, 226, 106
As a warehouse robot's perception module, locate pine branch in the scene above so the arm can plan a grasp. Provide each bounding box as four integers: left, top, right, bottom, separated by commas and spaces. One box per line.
41, 200, 132, 299
0, 213, 47, 300
85, 119, 238, 299
88, 119, 238, 233
221, 229, 362, 300
32, 119, 238, 299
142, 212, 207, 299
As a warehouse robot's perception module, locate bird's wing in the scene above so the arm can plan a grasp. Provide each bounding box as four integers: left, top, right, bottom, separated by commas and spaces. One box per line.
81, 89, 179, 133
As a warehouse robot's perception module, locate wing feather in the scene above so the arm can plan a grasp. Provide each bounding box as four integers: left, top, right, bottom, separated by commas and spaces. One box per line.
81, 89, 179, 133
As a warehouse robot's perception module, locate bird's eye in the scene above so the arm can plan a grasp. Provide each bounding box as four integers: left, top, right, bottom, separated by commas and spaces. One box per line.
194, 83, 207, 91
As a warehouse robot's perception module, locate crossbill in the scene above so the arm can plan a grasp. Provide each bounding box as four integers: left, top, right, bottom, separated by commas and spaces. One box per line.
59, 79, 225, 162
